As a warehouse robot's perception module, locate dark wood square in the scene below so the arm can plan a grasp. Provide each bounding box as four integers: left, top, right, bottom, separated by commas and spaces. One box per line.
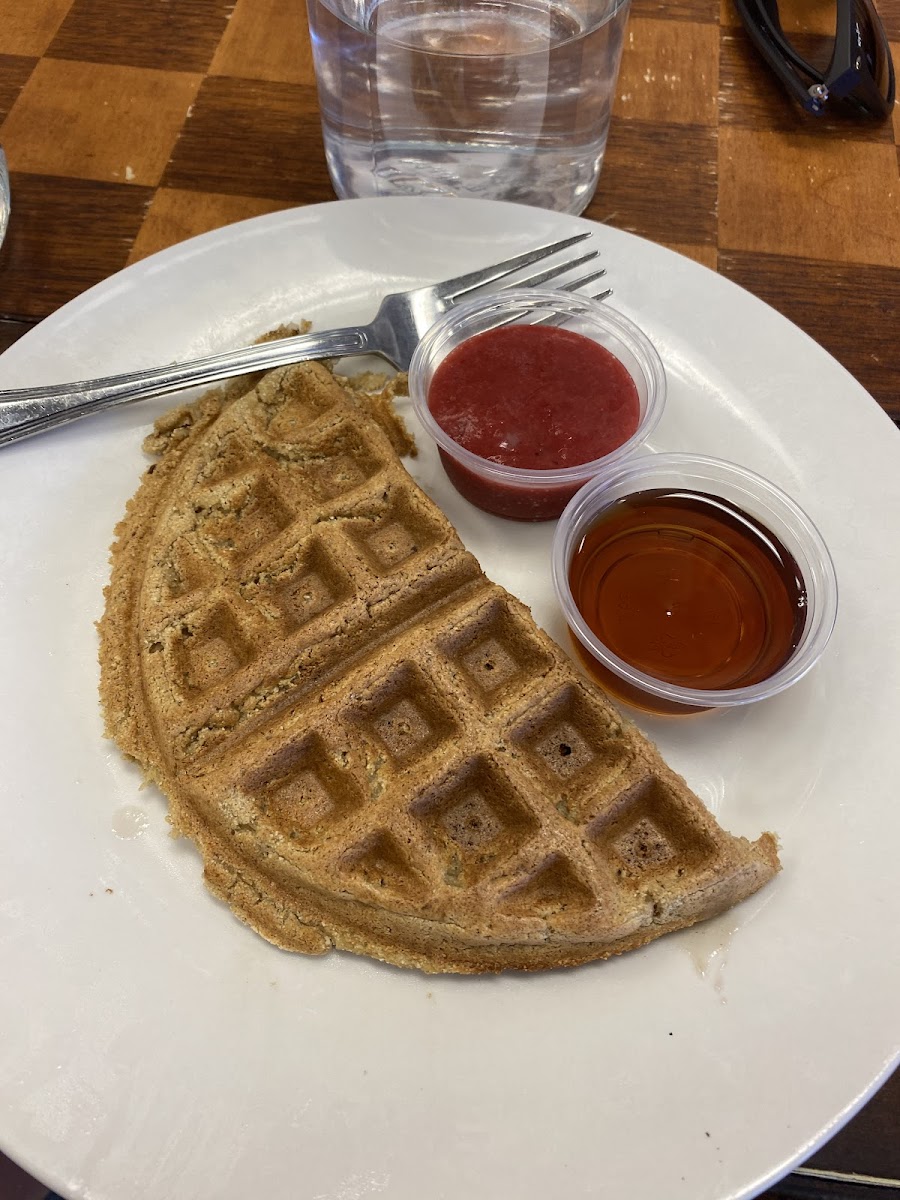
0, 173, 152, 319
0, 54, 37, 122
162, 78, 335, 203
47, 0, 233, 73
720, 250, 900, 421
630, 0, 721, 25
587, 120, 718, 245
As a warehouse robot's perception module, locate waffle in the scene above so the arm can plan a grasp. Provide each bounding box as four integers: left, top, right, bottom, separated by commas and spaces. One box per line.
98, 360, 780, 973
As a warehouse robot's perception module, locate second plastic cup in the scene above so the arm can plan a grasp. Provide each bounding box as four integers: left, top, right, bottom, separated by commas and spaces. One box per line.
551, 453, 839, 715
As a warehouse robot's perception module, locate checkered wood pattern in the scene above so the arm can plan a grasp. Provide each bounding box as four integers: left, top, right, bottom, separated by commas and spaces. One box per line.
0, 0, 898, 419
0, 1, 898, 1195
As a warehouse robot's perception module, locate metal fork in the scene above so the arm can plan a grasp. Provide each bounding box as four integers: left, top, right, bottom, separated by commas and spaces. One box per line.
0, 147, 10, 250
0, 232, 608, 449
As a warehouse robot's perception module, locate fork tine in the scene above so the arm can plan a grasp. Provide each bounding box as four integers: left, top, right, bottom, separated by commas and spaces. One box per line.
499, 250, 601, 291
559, 268, 608, 292
437, 232, 593, 301
0, 147, 10, 250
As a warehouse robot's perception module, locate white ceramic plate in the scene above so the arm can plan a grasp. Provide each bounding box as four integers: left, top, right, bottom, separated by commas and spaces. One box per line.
0, 198, 897, 1200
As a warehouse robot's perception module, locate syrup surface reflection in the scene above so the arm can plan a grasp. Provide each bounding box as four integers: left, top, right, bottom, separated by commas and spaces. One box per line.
568, 489, 808, 708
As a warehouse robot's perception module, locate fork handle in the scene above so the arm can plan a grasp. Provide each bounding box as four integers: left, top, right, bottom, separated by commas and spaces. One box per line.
0, 325, 373, 448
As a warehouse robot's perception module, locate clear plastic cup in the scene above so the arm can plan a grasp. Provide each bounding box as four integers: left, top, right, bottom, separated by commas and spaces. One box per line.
551, 453, 839, 715
408, 289, 666, 521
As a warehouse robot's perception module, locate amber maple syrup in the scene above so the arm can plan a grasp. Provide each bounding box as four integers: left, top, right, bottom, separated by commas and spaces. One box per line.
569, 489, 807, 705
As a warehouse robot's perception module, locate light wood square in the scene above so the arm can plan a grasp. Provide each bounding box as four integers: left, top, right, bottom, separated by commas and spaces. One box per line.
128, 188, 289, 263
668, 243, 719, 270
210, 0, 315, 84
0, 59, 202, 186
0, 0, 71, 55
615, 18, 719, 125
719, 127, 900, 266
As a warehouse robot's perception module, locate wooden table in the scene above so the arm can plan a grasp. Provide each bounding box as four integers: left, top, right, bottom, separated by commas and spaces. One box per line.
0, 1, 897, 1197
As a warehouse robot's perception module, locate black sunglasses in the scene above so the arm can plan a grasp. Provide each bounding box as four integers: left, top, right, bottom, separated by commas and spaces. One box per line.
733, 0, 896, 117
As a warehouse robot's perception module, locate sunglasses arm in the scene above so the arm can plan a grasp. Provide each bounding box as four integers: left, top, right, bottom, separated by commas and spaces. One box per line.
732, 0, 829, 113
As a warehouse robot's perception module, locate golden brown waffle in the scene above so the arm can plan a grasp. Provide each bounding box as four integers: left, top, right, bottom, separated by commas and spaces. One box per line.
99, 361, 779, 973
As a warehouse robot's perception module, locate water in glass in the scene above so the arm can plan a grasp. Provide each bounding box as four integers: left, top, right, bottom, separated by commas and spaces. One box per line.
307, 0, 630, 214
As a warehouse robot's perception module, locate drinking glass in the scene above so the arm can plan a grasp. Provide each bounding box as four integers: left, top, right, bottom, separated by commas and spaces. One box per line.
306, 0, 631, 214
